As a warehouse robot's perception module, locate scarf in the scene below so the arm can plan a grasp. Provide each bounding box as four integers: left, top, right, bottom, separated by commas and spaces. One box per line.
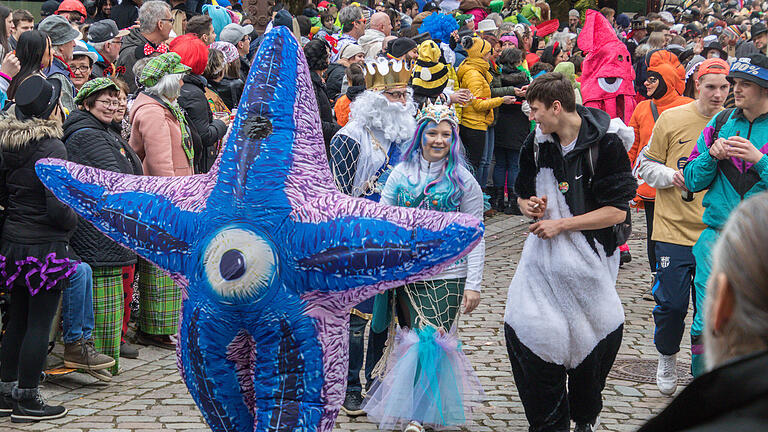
146, 92, 194, 166
167, 100, 194, 165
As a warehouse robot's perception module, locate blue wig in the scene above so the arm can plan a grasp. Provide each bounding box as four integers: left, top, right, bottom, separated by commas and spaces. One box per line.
399, 119, 467, 208
419, 13, 459, 44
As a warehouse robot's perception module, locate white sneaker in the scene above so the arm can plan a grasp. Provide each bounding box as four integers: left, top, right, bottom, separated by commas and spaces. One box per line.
656, 353, 678, 395
404, 421, 424, 432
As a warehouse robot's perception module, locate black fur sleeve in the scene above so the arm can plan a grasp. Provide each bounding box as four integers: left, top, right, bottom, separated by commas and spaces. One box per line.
590, 134, 637, 211
514, 133, 538, 200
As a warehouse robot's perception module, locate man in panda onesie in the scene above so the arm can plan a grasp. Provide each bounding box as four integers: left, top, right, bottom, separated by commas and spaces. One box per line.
504, 73, 637, 432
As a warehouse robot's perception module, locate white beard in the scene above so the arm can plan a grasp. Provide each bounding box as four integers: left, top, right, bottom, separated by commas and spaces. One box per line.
348, 90, 417, 144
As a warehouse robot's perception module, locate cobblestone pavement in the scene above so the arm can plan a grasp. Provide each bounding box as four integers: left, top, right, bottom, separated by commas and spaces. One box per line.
2, 210, 694, 432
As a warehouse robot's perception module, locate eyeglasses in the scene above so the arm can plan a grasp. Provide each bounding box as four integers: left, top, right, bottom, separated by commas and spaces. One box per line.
71, 66, 92, 73
95, 99, 121, 109
160, 18, 174, 24
383, 90, 408, 100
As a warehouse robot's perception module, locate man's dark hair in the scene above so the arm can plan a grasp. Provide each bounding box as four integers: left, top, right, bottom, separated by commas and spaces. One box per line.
296, 15, 311, 37
346, 62, 365, 87
401, 0, 416, 12
12, 9, 34, 27
186, 15, 213, 37
529, 61, 553, 76
526, 72, 576, 112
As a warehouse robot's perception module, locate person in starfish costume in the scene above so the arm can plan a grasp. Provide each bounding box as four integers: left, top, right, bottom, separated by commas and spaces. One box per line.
34, 26, 484, 432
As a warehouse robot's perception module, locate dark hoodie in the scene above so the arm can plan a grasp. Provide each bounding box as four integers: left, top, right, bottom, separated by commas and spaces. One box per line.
116, 27, 152, 93
514, 106, 637, 256
638, 349, 768, 432
0, 114, 77, 245
325, 62, 347, 102
178, 74, 228, 173
61, 109, 142, 267
494, 57, 531, 150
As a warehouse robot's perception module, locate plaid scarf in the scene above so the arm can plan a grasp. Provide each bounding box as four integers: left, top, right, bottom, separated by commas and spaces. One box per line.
166, 100, 193, 166
146, 92, 194, 166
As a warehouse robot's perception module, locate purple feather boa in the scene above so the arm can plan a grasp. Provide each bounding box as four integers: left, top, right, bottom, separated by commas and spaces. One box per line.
0, 253, 80, 296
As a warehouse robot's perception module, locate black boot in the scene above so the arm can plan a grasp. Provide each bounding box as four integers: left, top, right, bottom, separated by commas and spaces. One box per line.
0, 381, 15, 417
504, 194, 523, 215
489, 186, 504, 211
11, 386, 67, 423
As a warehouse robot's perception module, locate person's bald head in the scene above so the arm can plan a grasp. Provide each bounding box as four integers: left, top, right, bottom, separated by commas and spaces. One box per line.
370, 12, 392, 36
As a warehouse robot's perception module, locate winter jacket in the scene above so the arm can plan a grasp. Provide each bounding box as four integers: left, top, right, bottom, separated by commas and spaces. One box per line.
239, 57, 251, 82
358, 29, 386, 59
0, 114, 77, 245
457, 57, 505, 131
684, 108, 768, 231
111, 0, 139, 30
459, 0, 490, 12
43, 57, 77, 115
495, 64, 530, 150
62, 109, 143, 267
628, 50, 692, 202
515, 106, 637, 256
638, 350, 768, 432
334, 85, 365, 127
325, 62, 347, 102
488, 61, 517, 128
178, 74, 228, 173
209, 77, 244, 110
129, 92, 192, 177
310, 71, 340, 151
116, 28, 152, 93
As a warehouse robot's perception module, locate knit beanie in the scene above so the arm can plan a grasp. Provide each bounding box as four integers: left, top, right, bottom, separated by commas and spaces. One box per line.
389, 37, 418, 59
462, 36, 491, 59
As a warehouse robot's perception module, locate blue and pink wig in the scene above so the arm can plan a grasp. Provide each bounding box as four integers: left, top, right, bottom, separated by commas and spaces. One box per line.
400, 119, 467, 208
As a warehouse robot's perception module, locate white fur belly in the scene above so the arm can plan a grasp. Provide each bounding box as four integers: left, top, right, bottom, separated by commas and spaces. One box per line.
503, 169, 624, 368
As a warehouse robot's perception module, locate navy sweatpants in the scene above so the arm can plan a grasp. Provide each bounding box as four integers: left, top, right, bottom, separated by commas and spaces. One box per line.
652, 241, 697, 356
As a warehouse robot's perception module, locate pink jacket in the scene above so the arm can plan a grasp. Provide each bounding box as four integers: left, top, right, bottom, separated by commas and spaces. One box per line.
129, 92, 193, 177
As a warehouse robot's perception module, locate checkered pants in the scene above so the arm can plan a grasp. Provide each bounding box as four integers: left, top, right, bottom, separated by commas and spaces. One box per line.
137, 259, 181, 336
92, 266, 123, 375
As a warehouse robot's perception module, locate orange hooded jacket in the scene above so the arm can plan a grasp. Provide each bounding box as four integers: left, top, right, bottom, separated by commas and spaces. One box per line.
627, 50, 692, 202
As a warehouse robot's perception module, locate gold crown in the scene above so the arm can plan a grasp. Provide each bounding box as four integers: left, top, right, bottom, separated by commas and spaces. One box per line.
363, 58, 413, 90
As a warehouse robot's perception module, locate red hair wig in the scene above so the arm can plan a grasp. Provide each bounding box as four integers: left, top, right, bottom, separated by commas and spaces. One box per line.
170, 34, 209, 75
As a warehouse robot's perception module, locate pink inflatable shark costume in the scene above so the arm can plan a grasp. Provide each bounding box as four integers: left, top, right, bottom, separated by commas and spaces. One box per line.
578, 9, 637, 123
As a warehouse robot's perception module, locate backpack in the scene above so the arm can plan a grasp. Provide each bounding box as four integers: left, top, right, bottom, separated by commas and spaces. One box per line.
533, 137, 633, 246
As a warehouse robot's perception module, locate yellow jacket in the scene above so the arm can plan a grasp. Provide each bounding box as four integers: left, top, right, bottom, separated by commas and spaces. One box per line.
457, 57, 505, 131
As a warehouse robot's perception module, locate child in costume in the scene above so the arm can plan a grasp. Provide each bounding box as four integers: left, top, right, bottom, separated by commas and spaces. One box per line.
363, 103, 485, 432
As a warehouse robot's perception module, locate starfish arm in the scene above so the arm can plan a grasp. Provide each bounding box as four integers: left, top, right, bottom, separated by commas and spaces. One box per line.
248, 294, 325, 432
210, 27, 335, 213
285, 192, 484, 304
179, 301, 255, 432
34, 159, 208, 276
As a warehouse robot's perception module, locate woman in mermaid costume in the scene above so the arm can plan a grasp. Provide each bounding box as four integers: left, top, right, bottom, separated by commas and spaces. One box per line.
363, 103, 486, 432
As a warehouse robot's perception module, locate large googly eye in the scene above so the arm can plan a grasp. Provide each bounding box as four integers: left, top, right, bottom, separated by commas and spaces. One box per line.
203, 228, 276, 300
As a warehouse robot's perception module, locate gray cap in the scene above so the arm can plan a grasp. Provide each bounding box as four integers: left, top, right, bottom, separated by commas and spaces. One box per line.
219, 23, 254, 45
73, 43, 98, 64
88, 19, 130, 43
569, 9, 579, 17
39, 15, 81, 46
